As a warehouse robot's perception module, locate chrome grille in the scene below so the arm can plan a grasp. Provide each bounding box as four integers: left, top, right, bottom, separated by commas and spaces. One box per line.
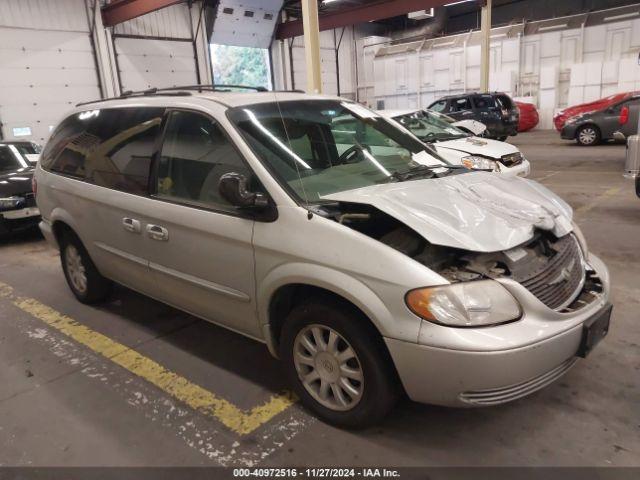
500, 152, 523, 167
520, 235, 585, 310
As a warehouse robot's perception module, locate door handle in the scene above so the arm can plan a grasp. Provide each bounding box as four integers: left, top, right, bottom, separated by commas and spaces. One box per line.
122, 217, 141, 233
146, 224, 169, 241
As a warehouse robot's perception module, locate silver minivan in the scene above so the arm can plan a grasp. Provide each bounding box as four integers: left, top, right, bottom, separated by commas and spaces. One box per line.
34, 88, 612, 428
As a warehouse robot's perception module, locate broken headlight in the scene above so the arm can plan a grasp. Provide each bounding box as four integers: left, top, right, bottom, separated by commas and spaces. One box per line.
461, 155, 499, 172
406, 280, 522, 328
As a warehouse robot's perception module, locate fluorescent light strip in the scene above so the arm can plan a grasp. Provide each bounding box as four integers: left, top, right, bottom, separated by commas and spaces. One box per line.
538, 23, 568, 32
604, 12, 640, 22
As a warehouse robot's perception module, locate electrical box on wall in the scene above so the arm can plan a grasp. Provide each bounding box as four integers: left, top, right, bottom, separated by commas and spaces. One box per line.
211, 0, 283, 48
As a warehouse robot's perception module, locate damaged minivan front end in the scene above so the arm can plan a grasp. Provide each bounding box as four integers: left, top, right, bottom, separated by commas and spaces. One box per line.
228, 96, 611, 414
318, 172, 611, 407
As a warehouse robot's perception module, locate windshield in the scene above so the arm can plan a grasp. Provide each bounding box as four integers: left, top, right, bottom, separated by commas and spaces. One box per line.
0, 145, 29, 172
393, 110, 469, 143
228, 100, 457, 203
11, 142, 41, 163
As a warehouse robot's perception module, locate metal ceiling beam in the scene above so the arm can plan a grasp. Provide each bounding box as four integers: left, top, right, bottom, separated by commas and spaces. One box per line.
102, 0, 185, 27
276, 0, 454, 39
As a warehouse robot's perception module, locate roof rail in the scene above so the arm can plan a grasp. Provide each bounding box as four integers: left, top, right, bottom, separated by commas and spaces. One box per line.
155, 84, 269, 93
75, 84, 305, 107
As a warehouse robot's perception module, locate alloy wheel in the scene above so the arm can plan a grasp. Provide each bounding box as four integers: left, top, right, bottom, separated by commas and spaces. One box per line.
293, 324, 364, 411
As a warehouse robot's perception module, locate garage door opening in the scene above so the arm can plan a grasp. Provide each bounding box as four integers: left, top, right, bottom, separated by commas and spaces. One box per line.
210, 44, 272, 90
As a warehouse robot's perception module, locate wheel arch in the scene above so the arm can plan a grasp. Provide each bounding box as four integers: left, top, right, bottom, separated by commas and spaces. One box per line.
259, 264, 395, 358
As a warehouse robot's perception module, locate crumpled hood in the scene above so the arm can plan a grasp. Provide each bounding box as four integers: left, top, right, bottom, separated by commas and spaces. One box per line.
323, 172, 573, 252
435, 136, 519, 159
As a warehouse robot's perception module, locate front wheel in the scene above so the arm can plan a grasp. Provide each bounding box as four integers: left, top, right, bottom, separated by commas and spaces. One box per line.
576, 125, 601, 146
281, 298, 399, 429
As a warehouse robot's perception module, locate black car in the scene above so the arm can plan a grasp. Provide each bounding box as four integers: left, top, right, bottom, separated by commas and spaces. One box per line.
0, 142, 40, 235
561, 95, 640, 146
428, 92, 519, 141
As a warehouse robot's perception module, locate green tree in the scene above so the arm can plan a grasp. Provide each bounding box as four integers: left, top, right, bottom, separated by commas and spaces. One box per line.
210, 44, 271, 89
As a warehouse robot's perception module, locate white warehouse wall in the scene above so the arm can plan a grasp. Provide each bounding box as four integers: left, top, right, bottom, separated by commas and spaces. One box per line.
0, 0, 212, 144
0, 0, 101, 143
368, 5, 640, 129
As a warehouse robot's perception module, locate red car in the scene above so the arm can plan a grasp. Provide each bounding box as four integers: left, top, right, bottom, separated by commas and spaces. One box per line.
515, 102, 539, 132
554, 92, 640, 131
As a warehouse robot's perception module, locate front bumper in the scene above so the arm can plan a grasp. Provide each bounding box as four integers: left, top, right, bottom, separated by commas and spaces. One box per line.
561, 124, 578, 140
386, 254, 611, 407
0, 207, 41, 234
499, 159, 530, 178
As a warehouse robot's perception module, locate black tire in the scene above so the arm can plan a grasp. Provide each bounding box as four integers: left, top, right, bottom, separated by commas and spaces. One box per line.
576, 125, 601, 146
59, 231, 112, 304
280, 296, 399, 429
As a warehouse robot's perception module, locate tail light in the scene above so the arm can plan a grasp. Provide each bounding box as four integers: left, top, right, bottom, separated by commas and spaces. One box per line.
32, 177, 37, 196
620, 105, 629, 125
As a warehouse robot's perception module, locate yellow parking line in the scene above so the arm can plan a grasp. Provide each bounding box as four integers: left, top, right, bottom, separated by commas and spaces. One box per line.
0, 281, 297, 435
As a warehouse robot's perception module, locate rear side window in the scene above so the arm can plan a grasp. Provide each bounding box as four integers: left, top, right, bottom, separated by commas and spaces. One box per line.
156, 110, 251, 211
450, 97, 472, 112
41, 107, 164, 195
473, 95, 497, 110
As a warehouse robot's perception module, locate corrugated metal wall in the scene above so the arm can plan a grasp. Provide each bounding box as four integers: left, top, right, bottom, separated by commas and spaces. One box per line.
113, 4, 192, 39
0, 0, 100, 142
0, 0, 90, 32
287, 27, 359, 98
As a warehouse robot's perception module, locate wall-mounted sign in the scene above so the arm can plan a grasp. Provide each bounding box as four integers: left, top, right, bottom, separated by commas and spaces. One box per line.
12, 127, 32, 137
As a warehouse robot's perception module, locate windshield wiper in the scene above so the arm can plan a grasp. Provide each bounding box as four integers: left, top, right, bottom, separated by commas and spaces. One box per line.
384, 164, 465, 183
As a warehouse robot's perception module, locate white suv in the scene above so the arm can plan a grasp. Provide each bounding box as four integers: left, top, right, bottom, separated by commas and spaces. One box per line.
35, 88, 612, 428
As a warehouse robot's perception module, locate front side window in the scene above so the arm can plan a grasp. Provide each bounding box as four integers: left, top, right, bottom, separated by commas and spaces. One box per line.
430, 100, 447, 113
156, 110, 252, 211
41, 107, 164, 195
473, 95, 498, 111
228, 100, 456, 204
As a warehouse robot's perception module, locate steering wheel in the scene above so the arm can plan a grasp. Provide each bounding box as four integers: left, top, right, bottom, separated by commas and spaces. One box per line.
337, 144, 371, 165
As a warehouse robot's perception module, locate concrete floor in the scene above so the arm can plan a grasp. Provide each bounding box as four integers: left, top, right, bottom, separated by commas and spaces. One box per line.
0, 130, 638, 467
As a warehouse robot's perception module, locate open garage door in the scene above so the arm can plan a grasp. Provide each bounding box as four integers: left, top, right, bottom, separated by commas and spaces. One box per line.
0, 2, 101, 144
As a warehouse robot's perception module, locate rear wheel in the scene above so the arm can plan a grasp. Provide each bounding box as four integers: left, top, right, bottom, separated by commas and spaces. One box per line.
576, 125, 601, 146
281, 298, 399, 428
60, 232, 111, 304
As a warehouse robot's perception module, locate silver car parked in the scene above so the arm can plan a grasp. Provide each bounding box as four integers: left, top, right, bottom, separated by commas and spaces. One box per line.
34, 88, 612, 428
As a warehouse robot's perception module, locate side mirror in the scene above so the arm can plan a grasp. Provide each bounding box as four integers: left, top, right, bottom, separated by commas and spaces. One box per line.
218, 172, 269, 209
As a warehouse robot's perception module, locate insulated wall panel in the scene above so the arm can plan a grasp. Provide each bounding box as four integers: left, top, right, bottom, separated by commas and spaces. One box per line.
115, 37, 197, 91
0, 22, 100, 142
